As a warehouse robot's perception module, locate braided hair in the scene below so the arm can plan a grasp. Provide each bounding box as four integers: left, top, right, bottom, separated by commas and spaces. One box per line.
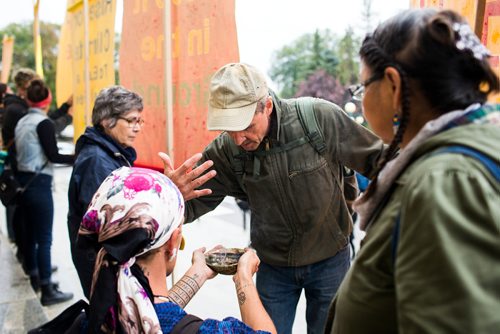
358, 8, 499, 201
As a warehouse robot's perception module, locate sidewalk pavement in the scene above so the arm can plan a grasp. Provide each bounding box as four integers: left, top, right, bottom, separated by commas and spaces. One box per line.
0, 164, 309, 333
0, 233, 48, 333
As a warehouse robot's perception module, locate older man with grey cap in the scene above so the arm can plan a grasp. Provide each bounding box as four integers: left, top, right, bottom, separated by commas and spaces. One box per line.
160, 62, 385, 334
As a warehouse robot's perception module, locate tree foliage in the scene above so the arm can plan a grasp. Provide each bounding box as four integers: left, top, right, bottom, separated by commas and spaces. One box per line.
268, 27, 360, 103
0, 22, 60, 106
294, 69, 346, 104
269, 29, 340, 98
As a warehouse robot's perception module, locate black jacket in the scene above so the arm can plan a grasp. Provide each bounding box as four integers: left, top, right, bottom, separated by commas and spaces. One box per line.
2, 94, 28, 147
67, 126, 136, 298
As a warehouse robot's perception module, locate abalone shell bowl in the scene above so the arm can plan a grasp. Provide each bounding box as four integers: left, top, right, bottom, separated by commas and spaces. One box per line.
205, 248, 245, 275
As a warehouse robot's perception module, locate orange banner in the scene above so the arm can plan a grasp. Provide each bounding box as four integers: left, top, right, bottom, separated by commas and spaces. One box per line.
481, 0, 500, 101
1, 35, 15, 83
410, 0, 478, 26
119, 0, 239, 168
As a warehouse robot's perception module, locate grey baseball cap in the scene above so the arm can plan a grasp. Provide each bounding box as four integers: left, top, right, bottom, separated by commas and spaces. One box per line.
207, 63, 268, 131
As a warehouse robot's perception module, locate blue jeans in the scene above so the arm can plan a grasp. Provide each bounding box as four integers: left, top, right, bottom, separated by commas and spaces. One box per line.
17, 172, 54, 285
257, 246, 350, 334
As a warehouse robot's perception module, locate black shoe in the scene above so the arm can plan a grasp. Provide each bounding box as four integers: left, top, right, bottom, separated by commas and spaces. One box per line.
30, 275, 59, 293
41, 283, 73, 306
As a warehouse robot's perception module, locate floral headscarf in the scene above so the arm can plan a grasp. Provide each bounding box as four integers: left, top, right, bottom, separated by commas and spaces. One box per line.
79, 167, 184, 333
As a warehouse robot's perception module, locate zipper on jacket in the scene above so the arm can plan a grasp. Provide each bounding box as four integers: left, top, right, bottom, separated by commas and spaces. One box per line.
114, 152, 132, 167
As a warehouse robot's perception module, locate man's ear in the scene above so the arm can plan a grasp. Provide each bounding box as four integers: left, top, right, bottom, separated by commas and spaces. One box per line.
264, 96, 273, 117
384, 67, 402, 111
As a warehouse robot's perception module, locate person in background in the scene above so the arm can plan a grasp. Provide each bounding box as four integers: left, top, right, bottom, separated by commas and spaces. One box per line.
67, 85, 144, 299
1, 69, 37, 263
15, 79, 75, 306
0, 82, 10, 129
160, 62, 385, 334
325, 8, 499, 333
2, 68, 73, 267
81, 167, 276, 333
48, 94, 73, 137
2, 68, 73, 151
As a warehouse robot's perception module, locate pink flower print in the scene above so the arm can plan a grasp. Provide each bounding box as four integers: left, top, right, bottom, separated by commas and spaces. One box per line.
138, 286, 149, 300
124, 171, 155, 193
154, 183, 162, 194
81, 210, 100, 232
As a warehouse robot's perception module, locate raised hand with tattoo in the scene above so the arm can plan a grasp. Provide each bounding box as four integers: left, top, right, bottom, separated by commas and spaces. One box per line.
233, 249, 277, 333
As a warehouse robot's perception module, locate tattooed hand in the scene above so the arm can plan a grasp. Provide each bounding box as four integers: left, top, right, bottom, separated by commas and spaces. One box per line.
192, 246, 221, 280
236, 248, 260, 280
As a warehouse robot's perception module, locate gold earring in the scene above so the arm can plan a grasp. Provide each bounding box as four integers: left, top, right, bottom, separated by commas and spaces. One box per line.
393, 112, 401, 135
479, 81, 490, 93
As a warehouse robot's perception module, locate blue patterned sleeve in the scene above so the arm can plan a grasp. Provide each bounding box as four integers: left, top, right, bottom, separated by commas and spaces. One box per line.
154, 302, 187, 333
199, 317, 270, 334
154, 302, 270, 334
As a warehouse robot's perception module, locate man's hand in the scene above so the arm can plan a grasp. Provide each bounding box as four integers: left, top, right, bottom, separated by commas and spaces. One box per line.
158, 152, 217, 201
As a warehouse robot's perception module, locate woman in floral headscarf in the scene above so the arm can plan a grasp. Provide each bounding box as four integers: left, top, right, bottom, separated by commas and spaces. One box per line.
80, 167, 276, 334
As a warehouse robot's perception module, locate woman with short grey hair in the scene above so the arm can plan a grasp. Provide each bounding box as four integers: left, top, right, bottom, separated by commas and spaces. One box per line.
91, 85, 143, 130
67, 85, 144, 298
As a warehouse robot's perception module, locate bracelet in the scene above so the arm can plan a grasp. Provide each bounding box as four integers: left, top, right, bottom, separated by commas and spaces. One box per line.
154, 294, 171, 302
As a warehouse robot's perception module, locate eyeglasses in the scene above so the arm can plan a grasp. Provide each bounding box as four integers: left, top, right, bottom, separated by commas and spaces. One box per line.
118, 116, 145, 128
348, 74, 383, 101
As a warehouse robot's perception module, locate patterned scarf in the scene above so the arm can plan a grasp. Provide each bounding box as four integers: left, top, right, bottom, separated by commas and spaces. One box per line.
354, 103, 500, 230
79, 167, 184, 333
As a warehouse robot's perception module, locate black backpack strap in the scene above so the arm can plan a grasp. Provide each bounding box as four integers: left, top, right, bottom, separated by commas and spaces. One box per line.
295, 97, 327, 155
170, 314, 204, 334
229, 140, 252, 191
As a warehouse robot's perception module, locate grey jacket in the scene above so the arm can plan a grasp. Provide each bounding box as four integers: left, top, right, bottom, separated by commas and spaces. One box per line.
15, 108, 52, 175
186, 93, 384, 266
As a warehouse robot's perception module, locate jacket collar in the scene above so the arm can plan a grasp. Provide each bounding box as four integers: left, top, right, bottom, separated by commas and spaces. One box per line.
76, 126, 137, 164
268, 90, 282, 140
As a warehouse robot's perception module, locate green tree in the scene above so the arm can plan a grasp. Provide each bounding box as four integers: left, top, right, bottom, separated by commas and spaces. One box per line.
361, 0, 375, 35
269, 28, 360, 98
269, 29, 339, 98
336, 26, 361, 86
0, 22, 60, 107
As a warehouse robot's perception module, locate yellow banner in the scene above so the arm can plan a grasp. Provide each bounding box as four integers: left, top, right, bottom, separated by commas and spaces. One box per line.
33, 0, 44, 79
1, 35, 15, 83
56, 1, 73, 107
65, 0, 116, 140
68, 0, 86, 139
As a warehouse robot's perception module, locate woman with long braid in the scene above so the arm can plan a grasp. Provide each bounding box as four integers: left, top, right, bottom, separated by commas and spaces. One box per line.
325, 8, 499, 334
